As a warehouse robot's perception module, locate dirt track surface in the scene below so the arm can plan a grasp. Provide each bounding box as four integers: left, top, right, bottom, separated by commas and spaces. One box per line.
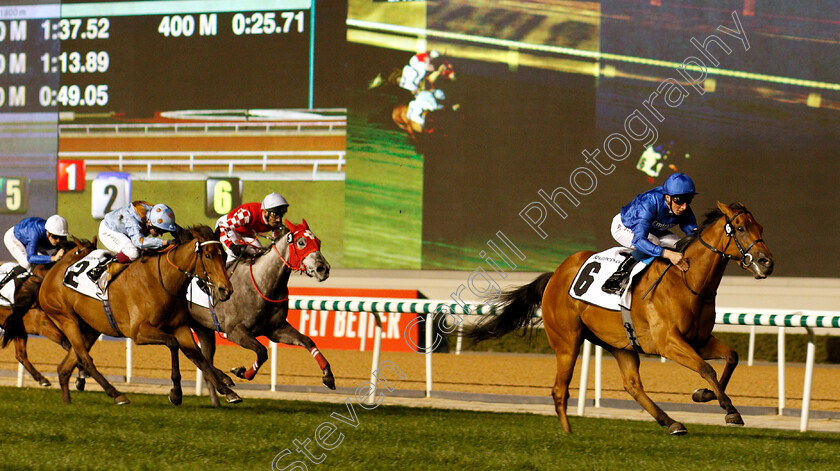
2, 337, 839, 414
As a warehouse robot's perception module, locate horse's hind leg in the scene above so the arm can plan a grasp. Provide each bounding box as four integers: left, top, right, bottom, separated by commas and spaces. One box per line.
54, 317, 127, 405
551, 346, 580, 433
611, 348, 687, 435
167, 345, 183, 406
687, 336, 743, 424
661, 333, 743, 426
13, 336, 51, 387
270, 323, 335, 390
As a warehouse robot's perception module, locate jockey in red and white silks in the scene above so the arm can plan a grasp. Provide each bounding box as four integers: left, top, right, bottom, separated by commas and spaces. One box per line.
216, 193, 289, 262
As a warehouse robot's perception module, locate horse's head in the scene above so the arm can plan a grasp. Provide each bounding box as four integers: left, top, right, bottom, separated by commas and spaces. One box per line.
176, 225, 233, 301
712, 202, 774, 279
279, 218, 330, 281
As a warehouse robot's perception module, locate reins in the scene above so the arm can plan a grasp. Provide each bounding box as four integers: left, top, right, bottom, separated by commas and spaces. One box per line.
646, 209, 764, 299
246, 238, 295, 303
157, 240, 225, 297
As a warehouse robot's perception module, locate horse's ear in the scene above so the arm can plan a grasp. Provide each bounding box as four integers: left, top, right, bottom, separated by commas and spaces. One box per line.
284, 219, 295, 232
301, 218, 309, 229
716, 201, 733, 216
92, 236, 98, 249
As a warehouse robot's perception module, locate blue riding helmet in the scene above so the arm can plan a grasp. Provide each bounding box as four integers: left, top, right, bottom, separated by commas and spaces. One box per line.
148, 203, 177, 232
663, 173, 697, 196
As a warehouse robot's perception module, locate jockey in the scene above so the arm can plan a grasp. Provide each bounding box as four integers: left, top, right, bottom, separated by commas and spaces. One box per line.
406, 88, 446, 132
1, 215, 69, 286
216, 192, 289, 262
601, 173, 698, 295
399, 49, 441, 95
87, 201, 180, 289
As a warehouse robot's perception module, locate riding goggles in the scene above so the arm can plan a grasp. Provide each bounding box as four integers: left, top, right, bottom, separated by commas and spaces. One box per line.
671, 194, 694, 205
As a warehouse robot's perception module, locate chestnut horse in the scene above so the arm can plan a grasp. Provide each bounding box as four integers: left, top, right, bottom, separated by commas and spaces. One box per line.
392, 104, 424, 140
0, 237, 97, 387
469, 202, 774, 435
2, 226, 236, 405
189, 219, 333, 406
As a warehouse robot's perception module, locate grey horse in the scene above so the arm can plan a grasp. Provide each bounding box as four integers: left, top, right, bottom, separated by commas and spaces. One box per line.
188, 219, 333, 406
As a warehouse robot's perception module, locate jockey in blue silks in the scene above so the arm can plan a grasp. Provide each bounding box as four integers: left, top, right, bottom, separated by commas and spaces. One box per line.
602, 173, 698, 294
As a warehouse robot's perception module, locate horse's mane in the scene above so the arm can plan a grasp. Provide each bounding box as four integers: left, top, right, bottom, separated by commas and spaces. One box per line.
57, 237, 95, 252
173, 225, 215, 245
674, 203, 747, 253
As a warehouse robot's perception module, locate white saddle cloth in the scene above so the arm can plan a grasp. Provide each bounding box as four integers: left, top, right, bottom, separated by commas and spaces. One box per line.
185, 278, 212, 309
0, 262, 24, 307
568, 247, 647, 311
62, 250, 112, 299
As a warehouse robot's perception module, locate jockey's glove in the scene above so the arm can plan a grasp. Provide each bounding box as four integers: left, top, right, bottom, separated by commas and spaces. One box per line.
230, 244, 245, 257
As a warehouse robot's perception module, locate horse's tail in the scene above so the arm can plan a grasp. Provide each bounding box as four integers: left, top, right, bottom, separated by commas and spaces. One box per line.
467, 272, 553, 342
1, 276, 41, 348
1, 306, 27, 348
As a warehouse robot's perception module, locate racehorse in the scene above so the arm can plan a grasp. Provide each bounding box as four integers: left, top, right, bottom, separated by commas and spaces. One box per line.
469, 202, 774, 435
392, 104, 424, 140
189, 219, 333, 407
369, 60, 456, 95
0, 237, 97, 388
2, 225, 236, 405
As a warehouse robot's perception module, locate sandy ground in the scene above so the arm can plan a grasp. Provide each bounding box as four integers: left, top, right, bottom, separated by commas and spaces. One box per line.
2, 337, 839, 416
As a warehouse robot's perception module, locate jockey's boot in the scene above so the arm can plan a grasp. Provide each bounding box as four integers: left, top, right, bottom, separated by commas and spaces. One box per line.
87, 253, 114, 284
99, 262, 129, 291
602, 255, 638, 295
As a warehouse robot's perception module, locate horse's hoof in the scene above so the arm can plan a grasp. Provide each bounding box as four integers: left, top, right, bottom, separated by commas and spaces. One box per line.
225, 392, 242, 403
322, 374, 336, 390
75, 378, 86, 391
169, 390, 183, 406
669, 422, 688, 435
39, 378, 51, 387
725, 413, 744, 426
114, 394, 130, 405
692, 388, 715, 403
230, 366, 246, 380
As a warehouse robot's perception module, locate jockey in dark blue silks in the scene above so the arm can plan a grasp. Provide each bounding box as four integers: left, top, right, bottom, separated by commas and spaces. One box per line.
602, 173, 698, 294
1, 215, 70, 287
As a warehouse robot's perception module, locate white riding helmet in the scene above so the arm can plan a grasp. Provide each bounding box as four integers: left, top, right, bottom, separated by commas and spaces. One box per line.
149, 204, 177, 232
433, 89, 446, 101
261, 193, 289, 213
45, 215, 69, 237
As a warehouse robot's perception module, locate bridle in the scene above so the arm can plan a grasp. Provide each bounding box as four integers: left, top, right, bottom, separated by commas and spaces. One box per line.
644, 209, 765, 299
248, 227, 321, 303
158, 239, 226, 297
696, 210, 765, 270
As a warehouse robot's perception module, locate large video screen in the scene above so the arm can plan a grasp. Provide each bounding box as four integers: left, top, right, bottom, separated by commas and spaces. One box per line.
2, 0, 838, 277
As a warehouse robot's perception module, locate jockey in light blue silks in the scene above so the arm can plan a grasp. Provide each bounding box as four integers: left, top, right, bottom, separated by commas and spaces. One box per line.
87, 201, 180, 289
602, 173, 698, 294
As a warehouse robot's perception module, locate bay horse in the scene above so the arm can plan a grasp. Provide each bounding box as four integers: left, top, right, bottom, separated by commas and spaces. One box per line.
2, 225, 236, 405
0, 237, 97, 388
189, 219, 333, 407
469, 202, 774, 434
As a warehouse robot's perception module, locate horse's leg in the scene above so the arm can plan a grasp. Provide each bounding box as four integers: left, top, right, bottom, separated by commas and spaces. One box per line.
550, 345, 580, 433
56, 350, 76, 404
689, 337, 740, 407
74, 327, 101, 391
169, 324, 241, 403
168, 344, 182, 406
660, 332, 743, 426
13, 336, 51, 387
611, 348, 687, 434
52, 317, 127, 405
227, 325, 268, 381
194, 324, 221, 407
269, 323, 335, 390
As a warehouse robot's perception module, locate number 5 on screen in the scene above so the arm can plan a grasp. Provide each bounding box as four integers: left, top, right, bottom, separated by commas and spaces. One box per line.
91, 173, 131, 219
0, 177, 29, 214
